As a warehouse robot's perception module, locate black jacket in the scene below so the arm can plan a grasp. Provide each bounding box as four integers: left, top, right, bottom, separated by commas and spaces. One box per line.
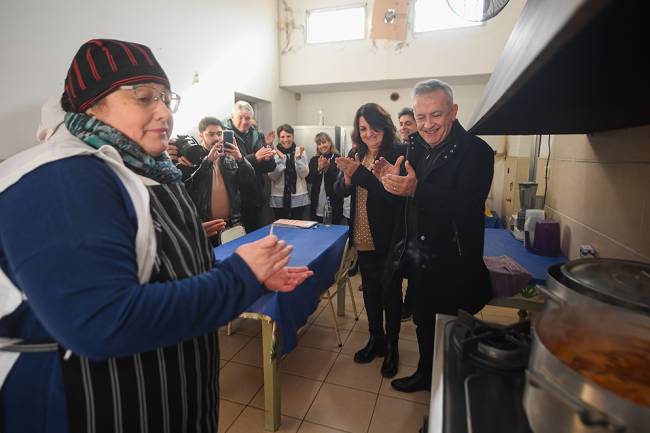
306, 155, 343, 223
389, 121, 494, 314
222, 118, 276, 209
334, 145, 405, 254
182, 145, 255, 226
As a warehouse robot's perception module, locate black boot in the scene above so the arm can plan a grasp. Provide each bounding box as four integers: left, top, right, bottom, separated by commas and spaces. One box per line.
381, 340, 399, 378
391, 370, 431, 393
354, 335, 386, 363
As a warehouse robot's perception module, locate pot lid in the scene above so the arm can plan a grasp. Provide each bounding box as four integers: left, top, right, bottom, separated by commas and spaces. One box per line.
561, 259, 650, 313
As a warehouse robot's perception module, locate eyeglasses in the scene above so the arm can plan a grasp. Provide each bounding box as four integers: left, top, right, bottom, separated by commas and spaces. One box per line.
119, 85, 181, 113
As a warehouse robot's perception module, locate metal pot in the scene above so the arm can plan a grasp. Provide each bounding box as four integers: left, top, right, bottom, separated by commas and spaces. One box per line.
524, 306, 650, 433
540, 258, 650, 315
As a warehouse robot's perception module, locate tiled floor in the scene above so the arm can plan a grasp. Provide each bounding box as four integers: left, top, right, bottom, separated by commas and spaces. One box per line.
218, 274, 521, 433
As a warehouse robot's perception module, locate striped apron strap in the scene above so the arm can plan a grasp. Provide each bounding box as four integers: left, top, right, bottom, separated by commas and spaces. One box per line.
59, 183, 219, 433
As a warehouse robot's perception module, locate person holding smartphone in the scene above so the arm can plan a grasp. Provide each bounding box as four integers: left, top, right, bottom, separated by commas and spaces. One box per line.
306, 132, 343, 223
223, 101, 276, 232
183, 117, 256, 245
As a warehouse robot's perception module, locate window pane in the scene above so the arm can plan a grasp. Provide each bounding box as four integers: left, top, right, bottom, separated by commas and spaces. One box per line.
414, 0, 482, 33
307, 6, 366, 44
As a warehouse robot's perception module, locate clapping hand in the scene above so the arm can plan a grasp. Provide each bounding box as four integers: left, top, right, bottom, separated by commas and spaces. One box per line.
295, 146, 305, 159
235, 235, 293, 283
264, 266, 314, 292
255, 146, 275, 162
274, 147, 286, 160
335, 154, 361, 186
381, 157, 418, 197
317, 155, 330, 172
264, 130, 276, 146
203, 219, 227, 237
371, 155, 402, 180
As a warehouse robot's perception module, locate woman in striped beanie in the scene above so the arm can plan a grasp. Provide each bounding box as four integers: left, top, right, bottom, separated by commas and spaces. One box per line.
0, 39, 312, 433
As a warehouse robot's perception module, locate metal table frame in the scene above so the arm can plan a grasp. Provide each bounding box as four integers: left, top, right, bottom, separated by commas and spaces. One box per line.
231, 240, 352, 431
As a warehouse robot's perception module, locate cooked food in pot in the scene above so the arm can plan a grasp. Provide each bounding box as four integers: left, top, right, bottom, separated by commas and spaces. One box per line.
537, 307, 650, 407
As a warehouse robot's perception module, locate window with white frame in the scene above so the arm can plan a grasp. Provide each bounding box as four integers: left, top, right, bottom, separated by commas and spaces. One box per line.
414, 0, 482, 33
307, 5, 366, 44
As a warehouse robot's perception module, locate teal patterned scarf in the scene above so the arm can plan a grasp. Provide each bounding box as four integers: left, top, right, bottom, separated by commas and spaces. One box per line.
64, 112, 182, 183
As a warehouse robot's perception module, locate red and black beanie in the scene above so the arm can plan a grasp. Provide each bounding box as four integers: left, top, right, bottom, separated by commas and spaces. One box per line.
62, 39, 170, 112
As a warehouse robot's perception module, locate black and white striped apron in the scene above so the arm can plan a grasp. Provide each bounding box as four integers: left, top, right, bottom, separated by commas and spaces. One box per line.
60, 182, 220, 433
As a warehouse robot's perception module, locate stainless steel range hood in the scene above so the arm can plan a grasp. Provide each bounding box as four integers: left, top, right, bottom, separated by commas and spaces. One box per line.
468, 0, 650, 135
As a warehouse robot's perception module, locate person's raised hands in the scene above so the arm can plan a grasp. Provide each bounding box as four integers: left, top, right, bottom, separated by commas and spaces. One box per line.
235, 235, 293, 283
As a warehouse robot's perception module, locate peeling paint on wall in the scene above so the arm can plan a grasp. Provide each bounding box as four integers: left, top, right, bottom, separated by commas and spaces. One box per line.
279, 0, 304, 54
279, 0, 414, 56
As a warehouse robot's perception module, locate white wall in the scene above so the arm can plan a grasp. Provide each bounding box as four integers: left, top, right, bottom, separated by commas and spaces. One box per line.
294, 78, 506, 156
279, 0, 525, 88
0, 0, 296, 160
295, 79, 488, 128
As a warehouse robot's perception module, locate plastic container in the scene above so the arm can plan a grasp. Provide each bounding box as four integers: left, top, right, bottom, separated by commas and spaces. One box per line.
323, 197, 332, 226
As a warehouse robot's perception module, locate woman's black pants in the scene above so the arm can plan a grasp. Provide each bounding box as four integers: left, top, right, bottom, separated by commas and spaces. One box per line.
357, 250, 402, 342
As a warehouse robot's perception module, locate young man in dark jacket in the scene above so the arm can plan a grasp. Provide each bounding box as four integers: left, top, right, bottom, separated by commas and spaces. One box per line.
183, 117, 255, 245
223, 101, 276, 232
376, 79, 494, 393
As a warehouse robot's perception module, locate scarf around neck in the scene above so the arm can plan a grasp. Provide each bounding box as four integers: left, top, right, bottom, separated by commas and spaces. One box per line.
64, 112, 182, 184
277, 142, 297, 210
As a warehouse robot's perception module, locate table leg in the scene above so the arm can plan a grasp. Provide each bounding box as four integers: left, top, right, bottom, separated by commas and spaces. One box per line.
262, 319, 280, 432
336, 277, 346, 316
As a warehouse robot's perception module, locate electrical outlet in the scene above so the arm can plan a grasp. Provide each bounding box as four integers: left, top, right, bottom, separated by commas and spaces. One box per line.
579, 244, 597, 258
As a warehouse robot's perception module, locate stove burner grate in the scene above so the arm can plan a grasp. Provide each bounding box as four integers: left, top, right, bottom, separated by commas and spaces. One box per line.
452, 310, 531, 371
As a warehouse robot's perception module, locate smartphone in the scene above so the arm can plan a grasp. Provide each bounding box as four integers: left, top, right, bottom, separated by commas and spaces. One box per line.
222, 129, 234, 144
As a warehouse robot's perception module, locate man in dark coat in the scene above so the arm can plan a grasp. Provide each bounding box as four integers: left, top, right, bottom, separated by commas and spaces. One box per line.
223, 101, 276, 232
376, 79, 494, 392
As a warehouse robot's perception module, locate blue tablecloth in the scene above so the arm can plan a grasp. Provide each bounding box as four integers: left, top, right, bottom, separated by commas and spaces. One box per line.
484, 213, 503, 229
214, 224, 349, 355
484, 228, 567, 285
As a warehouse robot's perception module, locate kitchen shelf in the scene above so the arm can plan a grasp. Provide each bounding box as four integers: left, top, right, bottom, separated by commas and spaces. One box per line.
468, 0, 650, 135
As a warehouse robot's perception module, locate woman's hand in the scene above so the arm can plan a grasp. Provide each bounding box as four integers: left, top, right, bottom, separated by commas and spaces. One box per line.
371, 156, 401, 181
203, 219, 227, 237
274, 147, 286, 160
295, 146, 305, 159
235, 235, 293, 282
317, 155, 330, 172
335, 154, 361, 179
264, 266, 314, 292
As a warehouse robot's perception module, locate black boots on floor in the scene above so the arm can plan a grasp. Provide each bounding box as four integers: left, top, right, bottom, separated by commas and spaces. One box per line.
380, 340, 399, 378
353, 335, 385, 363
354, 336, 399, 378
391, 370, 431, 393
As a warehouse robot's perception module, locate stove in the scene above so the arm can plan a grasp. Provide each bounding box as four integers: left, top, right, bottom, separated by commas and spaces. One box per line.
428, 312, 534, 433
